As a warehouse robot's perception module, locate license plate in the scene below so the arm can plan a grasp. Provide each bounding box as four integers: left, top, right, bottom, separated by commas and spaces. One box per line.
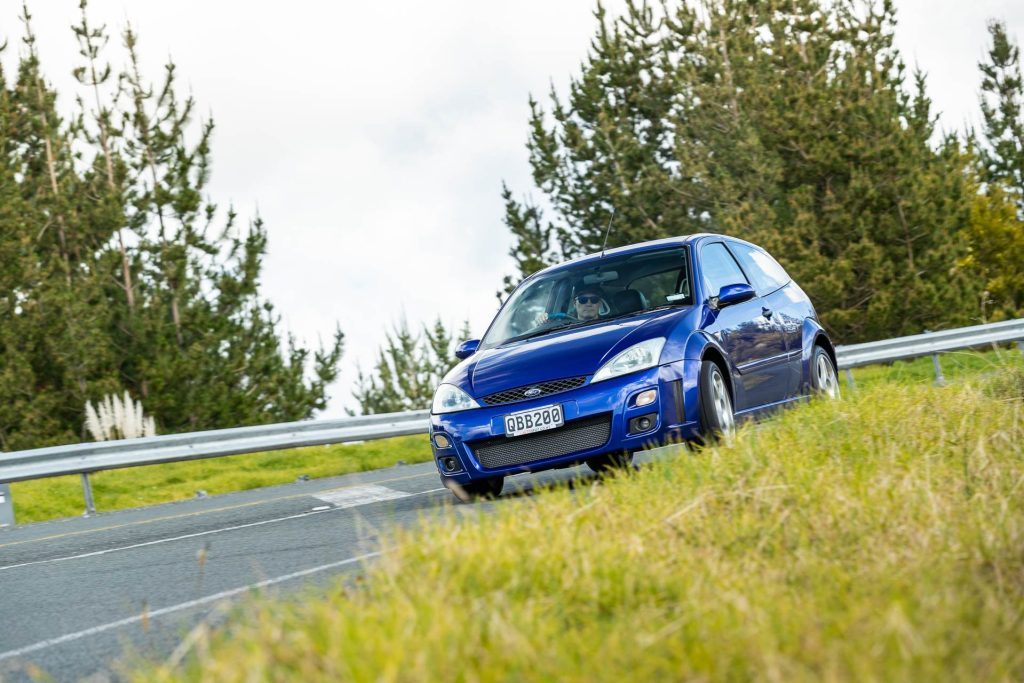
504, 404, 563, 437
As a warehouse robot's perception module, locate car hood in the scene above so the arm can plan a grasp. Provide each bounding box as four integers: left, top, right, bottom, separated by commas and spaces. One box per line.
445, 308, 686, 399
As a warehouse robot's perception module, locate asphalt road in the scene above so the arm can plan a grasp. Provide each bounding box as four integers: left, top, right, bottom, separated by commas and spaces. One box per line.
0, 457, 629, 682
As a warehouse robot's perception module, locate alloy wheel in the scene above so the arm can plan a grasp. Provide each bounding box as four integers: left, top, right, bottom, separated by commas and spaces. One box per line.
710, 367, 735, 436
815, 353, 839, 399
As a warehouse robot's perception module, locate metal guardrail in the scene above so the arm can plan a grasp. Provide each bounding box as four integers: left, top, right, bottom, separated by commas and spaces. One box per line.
835, 317, 1024, 387
835, 318, 1024, 369
1, 318, 1023, 526
0, 410, 429, 525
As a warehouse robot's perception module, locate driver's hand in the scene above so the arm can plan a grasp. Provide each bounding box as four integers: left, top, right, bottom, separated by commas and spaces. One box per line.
534, 312, 549, 326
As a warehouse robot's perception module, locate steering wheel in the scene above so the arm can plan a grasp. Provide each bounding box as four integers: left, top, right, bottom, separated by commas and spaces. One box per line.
548, 312, 568, 320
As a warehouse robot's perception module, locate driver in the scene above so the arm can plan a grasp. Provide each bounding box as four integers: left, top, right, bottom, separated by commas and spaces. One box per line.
533, 283, 608, 327
572, 284, 607, 321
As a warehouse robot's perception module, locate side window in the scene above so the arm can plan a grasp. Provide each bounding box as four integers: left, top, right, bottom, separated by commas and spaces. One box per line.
729, 242, 791, 295
700, 242, 748, 297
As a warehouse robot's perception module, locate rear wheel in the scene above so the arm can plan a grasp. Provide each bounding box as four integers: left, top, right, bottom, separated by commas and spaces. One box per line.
585, 451, 634, 473
443, 475, 505, 503
810, 345, 839, 399
698, 360, 735, 441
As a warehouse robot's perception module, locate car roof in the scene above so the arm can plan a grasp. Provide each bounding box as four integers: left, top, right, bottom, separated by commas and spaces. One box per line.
530, 233, 713, 279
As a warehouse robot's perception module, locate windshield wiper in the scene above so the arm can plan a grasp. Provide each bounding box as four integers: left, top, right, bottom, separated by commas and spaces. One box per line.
499, 320, 577, 346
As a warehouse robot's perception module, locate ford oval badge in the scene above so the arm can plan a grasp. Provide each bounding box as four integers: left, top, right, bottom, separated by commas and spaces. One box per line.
524, 386, 542, 398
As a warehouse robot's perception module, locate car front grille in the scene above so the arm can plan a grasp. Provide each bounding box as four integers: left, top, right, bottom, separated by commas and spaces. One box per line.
481, 376, 587, 406
470, 414, 612, 470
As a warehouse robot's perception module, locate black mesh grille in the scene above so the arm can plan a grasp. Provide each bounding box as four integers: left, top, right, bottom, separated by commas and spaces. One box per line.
481, 376, 587, 406
470, 414, 612, 469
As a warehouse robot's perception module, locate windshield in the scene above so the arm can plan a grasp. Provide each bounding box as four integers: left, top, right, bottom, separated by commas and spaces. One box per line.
481, 247, 692, 349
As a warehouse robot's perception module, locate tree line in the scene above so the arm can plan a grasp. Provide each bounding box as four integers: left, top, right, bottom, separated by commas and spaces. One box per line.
501, 0, 1024, 341
0, 3, 342, 449
363, 0, 1024, 413
6, 1, 1024, 432
347, 0, 1024, 415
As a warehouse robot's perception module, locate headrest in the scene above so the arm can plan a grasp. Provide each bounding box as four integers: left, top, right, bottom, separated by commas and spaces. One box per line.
611, 289, 645, 314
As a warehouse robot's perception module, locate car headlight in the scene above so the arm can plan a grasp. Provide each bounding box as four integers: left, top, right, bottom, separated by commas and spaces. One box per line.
591, 337, 666, 383
432, 383, 481, 414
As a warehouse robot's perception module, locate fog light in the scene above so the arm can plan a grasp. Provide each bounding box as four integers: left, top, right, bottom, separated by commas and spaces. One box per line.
441, 456, 461, 473
629, 412, 658, 434
635, 389, 657, 407
433, 433, 452, 449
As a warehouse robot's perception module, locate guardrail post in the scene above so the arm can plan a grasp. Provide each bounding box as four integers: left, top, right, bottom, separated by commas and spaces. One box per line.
931, 354, 946, 385
1018, 341, 1024, 355
0, 483, 14, 528
844, 369, 855, 391
81, 473, 96, 516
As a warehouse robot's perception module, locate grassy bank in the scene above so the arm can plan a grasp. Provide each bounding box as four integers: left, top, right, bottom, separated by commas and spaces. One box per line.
135, 358, 1024, 682
10, 435, 432, 524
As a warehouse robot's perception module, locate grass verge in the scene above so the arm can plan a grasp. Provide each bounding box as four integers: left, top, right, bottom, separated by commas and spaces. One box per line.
134, 358, 1024, 682
10, 435, 432, 524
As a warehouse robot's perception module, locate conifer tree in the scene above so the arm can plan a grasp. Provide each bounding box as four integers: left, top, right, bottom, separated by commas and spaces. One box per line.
354, 319, 468, 414
965, 18, 1024, 318
0, 3, 345, 448
979, 19, 1024, 211
502, 0, 978, 341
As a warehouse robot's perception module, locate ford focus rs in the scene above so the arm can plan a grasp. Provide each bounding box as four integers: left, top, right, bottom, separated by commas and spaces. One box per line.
430, 234, 839, 501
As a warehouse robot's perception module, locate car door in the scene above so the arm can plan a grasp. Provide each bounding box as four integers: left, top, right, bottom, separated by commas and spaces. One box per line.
727, 242, 804, 398
699, 241, 790, 412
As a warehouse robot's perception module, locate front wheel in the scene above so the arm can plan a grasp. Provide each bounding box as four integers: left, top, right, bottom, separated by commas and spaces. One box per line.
698, 360, 735, 442
443, 475, 505, 503
810, 346, 840, 399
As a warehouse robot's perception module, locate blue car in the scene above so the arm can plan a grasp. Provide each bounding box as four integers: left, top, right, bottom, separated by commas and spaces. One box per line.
430, 234, 839, 501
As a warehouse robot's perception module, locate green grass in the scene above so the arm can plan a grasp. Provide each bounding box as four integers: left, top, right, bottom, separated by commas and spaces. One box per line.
133, 356, 1024, 682
10, 435, 432, 524
846, 344, 1023, 389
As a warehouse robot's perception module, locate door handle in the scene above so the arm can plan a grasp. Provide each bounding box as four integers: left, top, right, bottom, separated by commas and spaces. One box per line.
762, 306, 773, 319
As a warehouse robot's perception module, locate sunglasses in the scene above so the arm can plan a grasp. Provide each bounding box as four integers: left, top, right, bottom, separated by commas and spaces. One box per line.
576, 295, 601, 304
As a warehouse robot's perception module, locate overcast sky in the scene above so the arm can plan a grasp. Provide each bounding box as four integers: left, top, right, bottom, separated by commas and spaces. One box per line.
6, 1, 1024, 418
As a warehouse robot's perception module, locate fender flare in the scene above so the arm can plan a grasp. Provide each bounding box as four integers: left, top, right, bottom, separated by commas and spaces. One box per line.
801, 318, 838, 390
683, 331, 739, 408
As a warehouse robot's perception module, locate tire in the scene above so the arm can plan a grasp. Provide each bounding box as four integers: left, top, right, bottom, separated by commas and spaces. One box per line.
585, 451, 634, 473
443, 475, 504, 503
698, 359, 735, 441
810, 345, 840, 399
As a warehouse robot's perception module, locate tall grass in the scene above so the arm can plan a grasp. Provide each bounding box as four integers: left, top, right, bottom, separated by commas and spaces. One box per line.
135, 360, 1024, 682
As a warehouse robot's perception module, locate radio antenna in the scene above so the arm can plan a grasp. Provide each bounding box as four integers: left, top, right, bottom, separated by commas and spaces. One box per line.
600, 207, 616, 258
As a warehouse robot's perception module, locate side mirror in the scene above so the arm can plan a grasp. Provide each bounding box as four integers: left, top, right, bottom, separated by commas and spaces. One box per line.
712, 283, 755, 309
455, 339, 480, 360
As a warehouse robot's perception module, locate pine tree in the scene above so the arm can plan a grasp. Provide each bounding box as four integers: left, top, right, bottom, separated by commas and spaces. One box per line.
502, 0, 979, 341
979, 19, 1024, 211
965, 18, 1024, 318
0, 3, 345, 448
354, 318, 468, 414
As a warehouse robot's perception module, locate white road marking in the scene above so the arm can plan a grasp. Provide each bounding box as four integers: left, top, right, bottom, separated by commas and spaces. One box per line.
0, 551, 382, 663
0, 469, 439, 551
313, 484, 412, 508
0, 487, 444, 573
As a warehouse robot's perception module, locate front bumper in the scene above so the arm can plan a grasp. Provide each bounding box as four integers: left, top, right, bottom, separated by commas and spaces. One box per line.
429, 359, 702, 483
